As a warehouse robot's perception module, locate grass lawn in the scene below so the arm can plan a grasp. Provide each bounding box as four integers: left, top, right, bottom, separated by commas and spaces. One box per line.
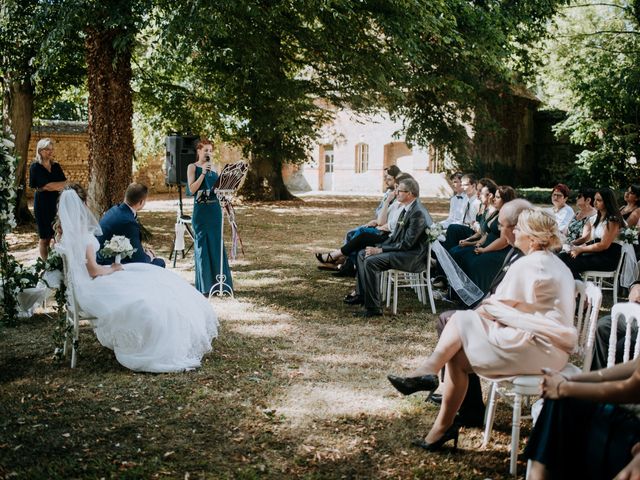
1, 194, 534, 479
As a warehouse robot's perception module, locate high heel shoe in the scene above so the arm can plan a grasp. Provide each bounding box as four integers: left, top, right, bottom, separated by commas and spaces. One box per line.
387, 374, 439, 396
411, 424, 460, 452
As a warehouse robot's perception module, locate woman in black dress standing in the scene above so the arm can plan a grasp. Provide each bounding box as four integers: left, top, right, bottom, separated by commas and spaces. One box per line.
29, 138, 66, 259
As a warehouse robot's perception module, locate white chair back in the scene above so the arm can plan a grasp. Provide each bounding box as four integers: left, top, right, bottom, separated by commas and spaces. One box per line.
57, 246, 96, 368
608, 302, 640, 368
574, 280, 603, 372
582, 247, 627, 303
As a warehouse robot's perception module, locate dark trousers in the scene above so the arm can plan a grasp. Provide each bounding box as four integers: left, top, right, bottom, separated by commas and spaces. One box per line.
441, 224, 474, 252
525, 398, 640, 480
591, 315, 637, 371
340, 231, 388, 257
558, 243, 622, 279
438, 310, 485, 419
356, 250, 424, 312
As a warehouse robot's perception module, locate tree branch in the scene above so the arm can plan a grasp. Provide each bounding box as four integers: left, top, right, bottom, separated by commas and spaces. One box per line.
562, 3, 634, 14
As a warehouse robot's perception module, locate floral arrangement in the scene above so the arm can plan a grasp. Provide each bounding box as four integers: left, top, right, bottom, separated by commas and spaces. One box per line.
0, 131, 18, 325
620, 226, 639, 245
99, 235, 136, 262
425, 223, 446, 243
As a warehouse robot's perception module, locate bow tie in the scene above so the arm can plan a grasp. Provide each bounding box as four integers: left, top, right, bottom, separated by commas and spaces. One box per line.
456, 195, 463, 199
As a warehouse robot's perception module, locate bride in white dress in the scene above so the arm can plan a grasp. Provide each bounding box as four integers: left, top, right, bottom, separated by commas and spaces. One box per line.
57, 186, 218, 373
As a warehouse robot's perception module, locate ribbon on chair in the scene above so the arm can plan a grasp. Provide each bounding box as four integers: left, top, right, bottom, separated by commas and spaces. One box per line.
224, 202, 245, 260
174, 222, 186, 251
431, 241, 484, 306
620, 243, 638, 288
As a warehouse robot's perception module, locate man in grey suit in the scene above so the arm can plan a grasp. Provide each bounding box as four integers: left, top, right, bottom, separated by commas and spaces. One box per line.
353, 177, 433, 317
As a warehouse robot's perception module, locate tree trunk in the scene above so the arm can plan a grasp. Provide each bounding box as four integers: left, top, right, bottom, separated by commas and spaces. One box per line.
85, 27, 134, 215
5, 78, 34, 224
239, 153, 296, 201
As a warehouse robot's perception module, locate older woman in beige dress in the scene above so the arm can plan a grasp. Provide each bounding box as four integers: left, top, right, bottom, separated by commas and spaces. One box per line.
388, 208, 577, 451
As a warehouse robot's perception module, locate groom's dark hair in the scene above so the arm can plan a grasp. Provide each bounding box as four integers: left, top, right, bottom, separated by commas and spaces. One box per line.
124, 183, 148, 206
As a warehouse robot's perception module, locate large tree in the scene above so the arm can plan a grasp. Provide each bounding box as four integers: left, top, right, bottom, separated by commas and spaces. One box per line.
137, 0, 569, 200
534, 0, 640, 188
50, 0, 152, 214
0, 0, 84, 223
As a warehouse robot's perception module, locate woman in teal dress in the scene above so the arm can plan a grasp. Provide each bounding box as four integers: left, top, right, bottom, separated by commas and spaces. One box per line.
452, 185, 516, 293
187, 139, 233, 295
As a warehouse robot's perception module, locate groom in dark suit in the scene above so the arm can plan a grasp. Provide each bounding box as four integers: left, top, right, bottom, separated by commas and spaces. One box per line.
353, 177, 433, 317
96, 183, 166, 267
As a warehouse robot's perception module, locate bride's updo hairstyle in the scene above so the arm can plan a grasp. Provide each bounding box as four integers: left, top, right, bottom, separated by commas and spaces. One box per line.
516, 208, 562, 251
64, 183, 87, 203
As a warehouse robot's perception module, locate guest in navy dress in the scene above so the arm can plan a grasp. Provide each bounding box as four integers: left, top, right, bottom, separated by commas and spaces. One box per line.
29, 138, 66, 259
187, 139, 233, 295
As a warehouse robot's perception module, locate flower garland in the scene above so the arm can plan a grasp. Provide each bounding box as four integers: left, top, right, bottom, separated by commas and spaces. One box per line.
37, 250, 69, 359
0, 132, 18, 326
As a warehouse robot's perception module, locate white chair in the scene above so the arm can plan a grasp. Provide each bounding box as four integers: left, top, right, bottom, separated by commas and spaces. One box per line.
169, 213, 195, 267
582, 247, 627, 304
58, 247, 97, 368
482, 280, 602, 476
607, 302, 640, 368
384, 243, 436, 314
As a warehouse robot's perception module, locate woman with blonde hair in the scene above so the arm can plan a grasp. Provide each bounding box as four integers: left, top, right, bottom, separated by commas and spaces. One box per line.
388, 208, 576, 451
29, 138, 67, 259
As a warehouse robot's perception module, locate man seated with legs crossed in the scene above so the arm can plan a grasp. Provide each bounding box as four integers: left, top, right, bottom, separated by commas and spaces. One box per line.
351, 177, 433, 317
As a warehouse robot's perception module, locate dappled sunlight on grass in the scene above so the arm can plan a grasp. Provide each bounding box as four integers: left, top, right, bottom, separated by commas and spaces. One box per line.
276, 383, 401, 424
3, 194, 527, 479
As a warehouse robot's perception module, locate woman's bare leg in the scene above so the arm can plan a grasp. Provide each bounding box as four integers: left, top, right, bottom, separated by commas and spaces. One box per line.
528, 460, 549, 480
38, 238, 50, 260
425, 349, 473, 442
408, 317, 464, 377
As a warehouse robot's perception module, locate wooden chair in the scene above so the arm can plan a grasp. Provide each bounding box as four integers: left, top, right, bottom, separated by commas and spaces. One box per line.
482, 280, 602, 476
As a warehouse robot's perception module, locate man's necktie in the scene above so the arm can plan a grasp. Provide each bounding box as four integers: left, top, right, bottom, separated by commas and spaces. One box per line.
398, 208, 406, 223
463, 200, 470, 224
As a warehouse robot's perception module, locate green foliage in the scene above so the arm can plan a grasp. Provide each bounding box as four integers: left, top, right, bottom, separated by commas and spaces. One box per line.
533, 1, 640, 188
132, 0, 568, 193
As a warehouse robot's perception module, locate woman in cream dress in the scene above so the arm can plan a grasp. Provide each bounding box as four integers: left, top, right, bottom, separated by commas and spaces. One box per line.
388, 208, 576, 450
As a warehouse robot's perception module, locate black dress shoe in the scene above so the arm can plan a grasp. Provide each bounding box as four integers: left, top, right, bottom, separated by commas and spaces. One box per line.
427, 393, 442, 405
411, 424, 460, 452
387, 374, 439, 396
344, 294, 364, 305
352, 309, 383, 317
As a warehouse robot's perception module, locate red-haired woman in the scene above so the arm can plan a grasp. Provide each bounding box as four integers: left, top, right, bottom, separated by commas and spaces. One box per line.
187, 139, 233, 295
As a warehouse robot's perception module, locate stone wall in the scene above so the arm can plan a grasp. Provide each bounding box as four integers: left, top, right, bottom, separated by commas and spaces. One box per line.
27, 122, 249, 197
28, 121, 90, 197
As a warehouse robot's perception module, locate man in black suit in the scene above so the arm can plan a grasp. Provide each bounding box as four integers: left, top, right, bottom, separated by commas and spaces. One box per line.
96, 183, 166, 267
432, 198, 533, 426
352, 177, 433, 317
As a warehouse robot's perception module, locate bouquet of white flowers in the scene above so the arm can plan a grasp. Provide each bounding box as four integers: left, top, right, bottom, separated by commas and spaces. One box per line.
99, 235, 136, 263
425, 223, 446, 243
619, 226, 640, 245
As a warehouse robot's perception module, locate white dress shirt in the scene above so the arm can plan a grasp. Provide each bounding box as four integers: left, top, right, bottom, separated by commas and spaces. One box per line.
440, 194, 467, 228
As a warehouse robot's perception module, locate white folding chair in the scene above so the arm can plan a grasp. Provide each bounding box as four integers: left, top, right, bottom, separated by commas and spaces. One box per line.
607, 302, 640, 368
582, 247, 627, 304
384, 243, 436, 314
482, 280, 602, 476
58, 247, 97, 368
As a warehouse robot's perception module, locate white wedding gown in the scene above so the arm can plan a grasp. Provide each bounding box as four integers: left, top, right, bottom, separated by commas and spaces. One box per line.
69, 234, 218, 373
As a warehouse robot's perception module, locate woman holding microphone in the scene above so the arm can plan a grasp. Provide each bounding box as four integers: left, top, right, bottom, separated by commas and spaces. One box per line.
187, 139, 233, 295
